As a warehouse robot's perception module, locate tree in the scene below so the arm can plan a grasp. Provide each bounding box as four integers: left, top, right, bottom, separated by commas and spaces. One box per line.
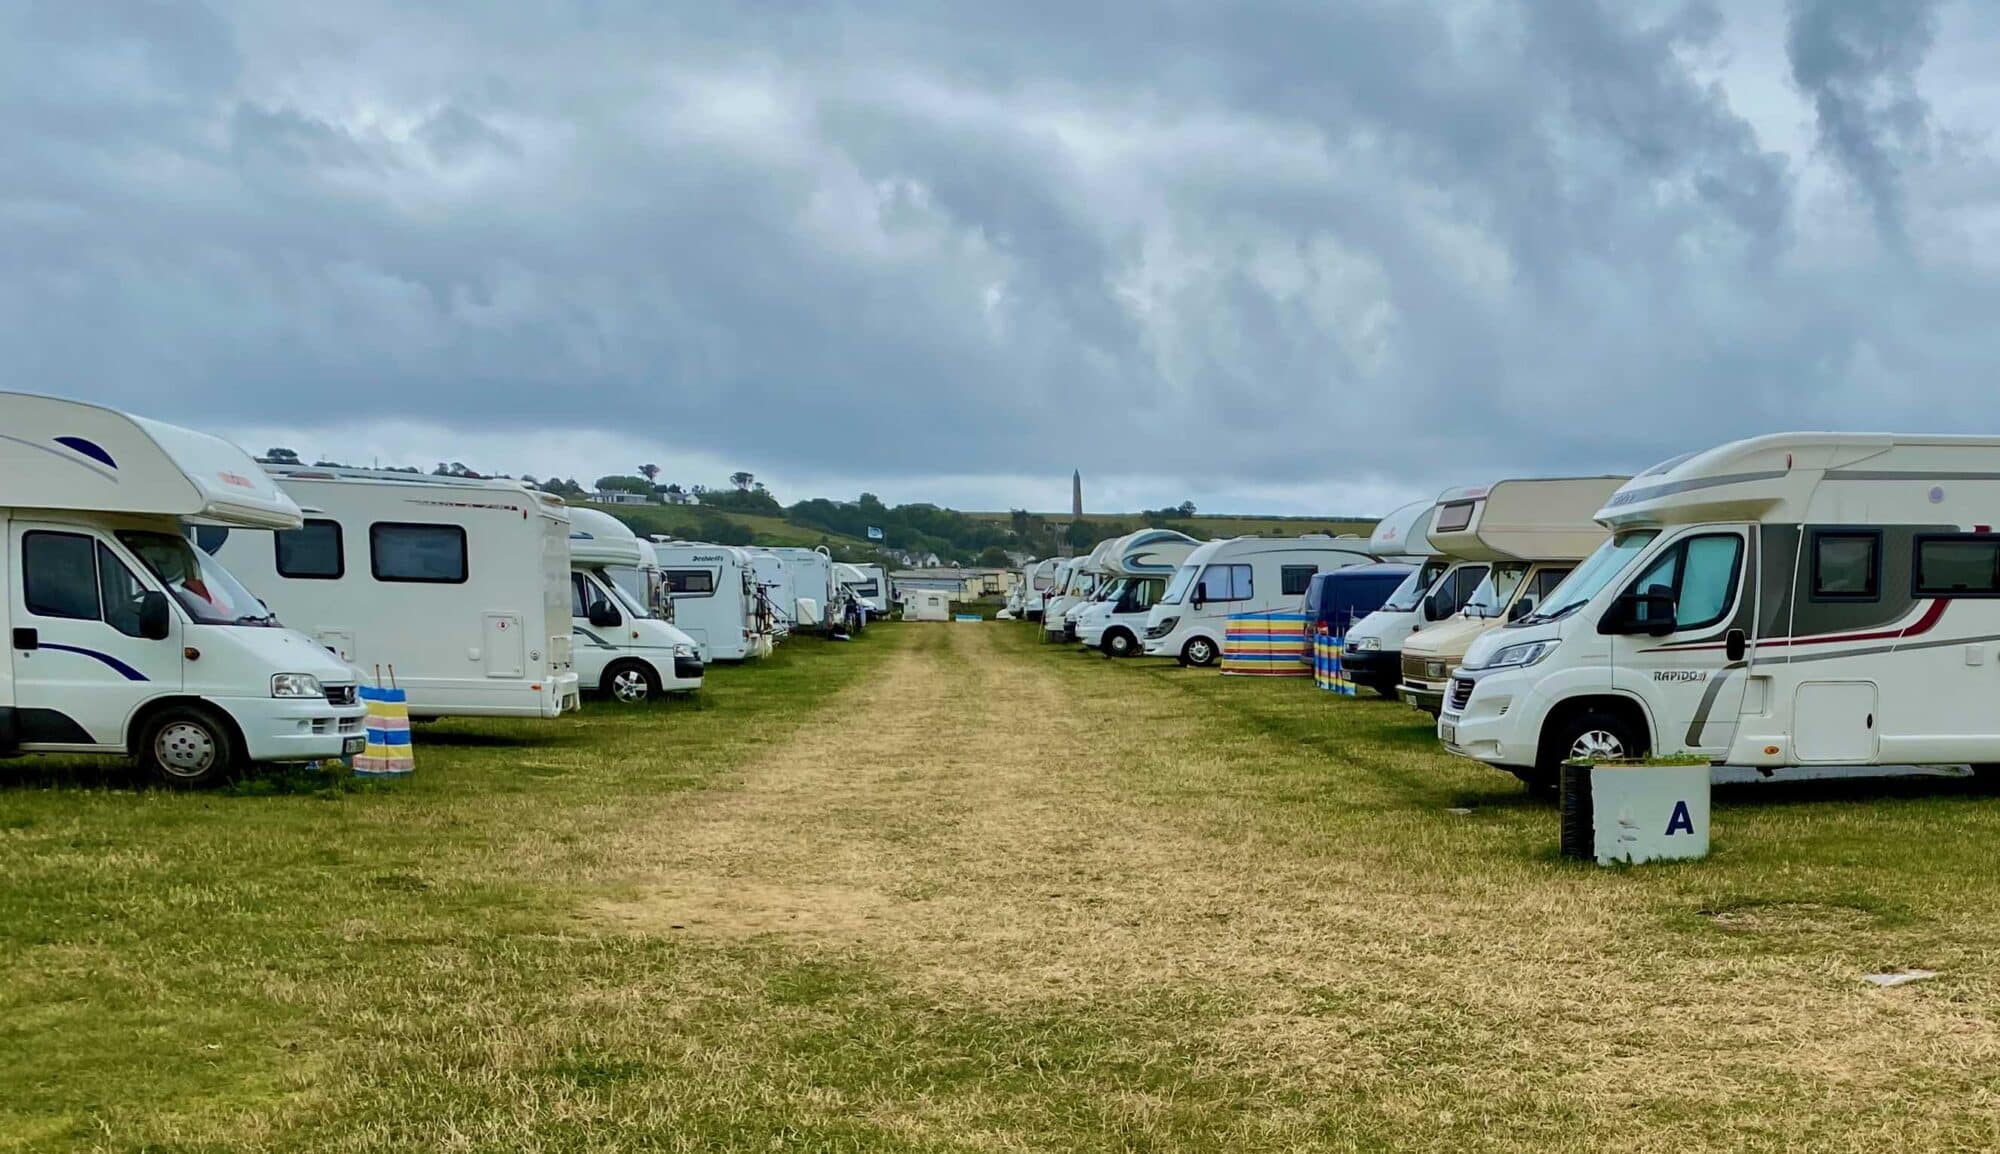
639, 464, 661, 483
1064, 519, 1098, 548
263, 447, 301, 464
1010, 508, 1033, 536
976, 545, 1013, 568
730, 471, 755, 492
593, 474, 655, 495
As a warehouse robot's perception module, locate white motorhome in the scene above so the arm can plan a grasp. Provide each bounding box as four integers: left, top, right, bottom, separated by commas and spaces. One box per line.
1045, 539, 1119, 642
653, 541, 768, 661
765, 546, 856, 631
566, 508, 702, 701
1021, 558, 1064, 621
1338, 499, 1458, 698
838, 563, 891, 618
748, 551, 795, 640
1, 393, 366, 785
1074, 530, 1202, 657
215, 466, 580, 720
1443, 434, 2000, 789
1142, 536, 1377, 666
1396, 477, 1624, 714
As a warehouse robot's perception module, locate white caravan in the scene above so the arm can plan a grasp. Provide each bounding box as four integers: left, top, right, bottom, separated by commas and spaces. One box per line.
838, 563, 891, 618
1045, 539, 1120, 641
1021, 558, 1064, 621
1, 393, 365, 786
566, 509, 702, 701
1074, 530, 1202, 657
1142, 536, 1377, 666
765, 546, 856, 631
653, 541, 768, 661
1338, 498, 1457, 698
215, 466, 580, 720
1443, 434, 2000, 789
1397, 477, 1625, 713
748, 552, 796, 639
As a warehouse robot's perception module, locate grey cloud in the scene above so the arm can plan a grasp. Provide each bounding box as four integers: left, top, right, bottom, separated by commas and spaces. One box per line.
1, 0, 1995, 507
1786, 0, 1940, 246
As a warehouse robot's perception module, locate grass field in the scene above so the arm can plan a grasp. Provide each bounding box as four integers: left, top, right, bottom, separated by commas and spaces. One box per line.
8, 624, 2000, 1150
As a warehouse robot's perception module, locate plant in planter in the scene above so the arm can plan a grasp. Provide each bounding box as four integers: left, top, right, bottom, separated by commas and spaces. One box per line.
1559, 754, 1711, 865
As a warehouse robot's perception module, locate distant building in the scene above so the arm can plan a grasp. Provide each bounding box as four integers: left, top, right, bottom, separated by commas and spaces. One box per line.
594, 489, 653, 505
1072, 469, 1083, 517
891, 567, 1019, 599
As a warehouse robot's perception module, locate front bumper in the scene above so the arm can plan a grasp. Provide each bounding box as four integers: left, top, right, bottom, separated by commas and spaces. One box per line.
1339, 647, 1401, 690
1438, 667, 1538, 768
1400, 679, 1447, 714
218, 694, 367, 764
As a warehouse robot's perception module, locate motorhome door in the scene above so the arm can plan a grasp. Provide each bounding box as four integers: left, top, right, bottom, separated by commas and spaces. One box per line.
7, 523, 183, 747
1610, 524, 1755, 757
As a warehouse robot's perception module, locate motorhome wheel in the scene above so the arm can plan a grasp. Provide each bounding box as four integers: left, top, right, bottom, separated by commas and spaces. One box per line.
1103, 629, 1136, 658
603, 660, 660, 704
1537, 709, 1644, 786
1181, 636, 1218, 667
137, 705, 239, 788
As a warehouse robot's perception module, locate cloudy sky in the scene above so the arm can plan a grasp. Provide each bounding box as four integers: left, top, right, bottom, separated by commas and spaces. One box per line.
8, 1, 1999, 516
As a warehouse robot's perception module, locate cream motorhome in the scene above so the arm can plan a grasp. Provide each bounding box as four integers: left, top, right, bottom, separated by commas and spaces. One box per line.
1142, 536, 1377, 666
1397, 477, 1625, 714
214, 466, 580, 719
566, 509, 702, 701
653, 541, 767, 661
1443, 434, 2000, 789
1, 393, 366, 785
1073, 530, 1202, 657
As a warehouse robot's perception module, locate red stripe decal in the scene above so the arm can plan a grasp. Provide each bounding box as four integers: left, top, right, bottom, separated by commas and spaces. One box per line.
1659, 598, 1947, 652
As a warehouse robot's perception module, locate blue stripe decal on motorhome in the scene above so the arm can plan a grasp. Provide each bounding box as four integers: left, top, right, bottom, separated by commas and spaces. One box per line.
0, 432, 119, 483
40, 644, 149, 681
53, 436, 117, 469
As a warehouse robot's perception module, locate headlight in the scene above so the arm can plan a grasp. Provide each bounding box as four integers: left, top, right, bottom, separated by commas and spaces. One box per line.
270, 673, 324, 698
1350, 636, 1381, 651
1146, 615, 1180, 639
1482, 639, 1560, 670
673, 643, 696, 658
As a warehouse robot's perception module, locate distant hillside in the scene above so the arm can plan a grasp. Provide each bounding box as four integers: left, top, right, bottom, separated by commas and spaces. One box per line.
582, 502, 877, 552
966, 512, 1377, 539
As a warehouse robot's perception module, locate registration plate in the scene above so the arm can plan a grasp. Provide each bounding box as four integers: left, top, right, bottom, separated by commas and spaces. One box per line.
1439, 721, 1457, 745
342, 736, 366, 755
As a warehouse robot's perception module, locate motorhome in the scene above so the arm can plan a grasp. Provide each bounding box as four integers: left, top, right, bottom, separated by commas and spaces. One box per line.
1301, 564, 1413, 642
766, 546, 855, 631
1397, 477, 1625, 714
1142, 536, 1378, 666
1442, 434, 2000, 789
1044, 540, 1120, 642
214, 466, 581, 719
1, 393, 366, 785
566, 509, 702, 701
1021, 558, 1064, 621
1074, 530, 1202, 657
652, 541, 768, 661
838, 562, 891, 618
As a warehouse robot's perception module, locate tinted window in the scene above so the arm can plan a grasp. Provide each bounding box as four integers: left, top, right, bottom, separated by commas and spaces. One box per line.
23, 532, 102, 621
370, 523, 467, 583
665, 569, 716, 595
275, 519, 344, 579
1197, 563, 1252, 603
1626, 533, 1742, 631
1435, 502, 1476, 532
97, 543, 151, 638
1916, 537, 2000, 595
1812, 532, 1879, 600
1281, 565, 1316, 597
570, 572, 590, 617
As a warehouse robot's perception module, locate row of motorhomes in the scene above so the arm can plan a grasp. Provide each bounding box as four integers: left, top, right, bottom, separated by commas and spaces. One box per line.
1015, 433, 2000, 792
0, 393, 870, 786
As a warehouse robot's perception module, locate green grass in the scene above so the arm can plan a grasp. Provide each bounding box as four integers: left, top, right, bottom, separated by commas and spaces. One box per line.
8, 622, 2000, 1150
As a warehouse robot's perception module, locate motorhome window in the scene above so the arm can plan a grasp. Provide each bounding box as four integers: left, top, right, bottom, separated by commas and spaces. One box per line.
598, 572, 650, 619
570, 572, 590, 618
1464, 563, 1529, 619
118, 530, 273, 625
1281, 565, 1317, 597
1379, 567, 1432, 613
1524, 531, 1658, 623
1450, 565, 1490, 612
274, 518, 344, 579
1915, 536, 2000, 596
664, 569, 716, 596
1530, 568, 1572, 602
1197, 563, 1252, 603
97, 544, 151, 638
22, 531, 103, 621
370, 523, 468, 584
1811, 532, 1880, 600
1435, 502, 1476, 533
1301, 575, 1327, 615
1625, 533, 1742, 631
1160, 563, 1199, 605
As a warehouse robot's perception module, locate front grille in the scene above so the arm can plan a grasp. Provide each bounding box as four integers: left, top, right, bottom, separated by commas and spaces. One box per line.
1448, 677, 1474, 712
324, 684, 357, 707
1401, 652, 1428, 681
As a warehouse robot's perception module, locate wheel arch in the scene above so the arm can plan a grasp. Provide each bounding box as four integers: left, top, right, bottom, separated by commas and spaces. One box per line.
127, 696, 248, 761
1537, 692, 1656, 760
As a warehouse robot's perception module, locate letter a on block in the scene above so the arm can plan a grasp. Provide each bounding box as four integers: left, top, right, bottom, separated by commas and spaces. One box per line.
1665, 799, 1695, 836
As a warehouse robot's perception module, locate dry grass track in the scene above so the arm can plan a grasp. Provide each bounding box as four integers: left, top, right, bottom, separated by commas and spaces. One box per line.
11, 623, 2000, 1150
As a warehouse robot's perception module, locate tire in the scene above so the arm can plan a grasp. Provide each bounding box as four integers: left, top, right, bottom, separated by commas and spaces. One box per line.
1537, 709, 1645, 783
602, 659, 661, 704
1180, 636, 1220, 667
1104, 629, 1137, 658
1374, 685, 1401, 702
136, 705, 240, 788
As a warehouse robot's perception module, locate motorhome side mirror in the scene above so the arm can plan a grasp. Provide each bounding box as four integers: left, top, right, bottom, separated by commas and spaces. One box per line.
1725, 629, 1748, 662
137, 591, 172, 641
1601, 591, 1676, 637
587, 602, 622, 628
1425, 589, 1451, 621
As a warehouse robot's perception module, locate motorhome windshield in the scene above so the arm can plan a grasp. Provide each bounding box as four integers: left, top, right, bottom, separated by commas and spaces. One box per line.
1160, 563, 1199, 606
1380, 560, 1450, 613
1093, 578, 1128, 603
1116, 578, 1162, 613
597, 567, 658, 620
1523, 530, 1660, 623
122, 531, 275, 626
1463, 563, 1530, 619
